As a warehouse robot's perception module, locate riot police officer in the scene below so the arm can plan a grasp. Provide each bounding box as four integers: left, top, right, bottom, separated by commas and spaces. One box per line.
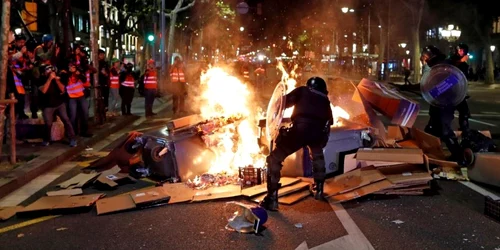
421, 46, 474, 166
450, 43, 471, 133
260, 77, 333, 211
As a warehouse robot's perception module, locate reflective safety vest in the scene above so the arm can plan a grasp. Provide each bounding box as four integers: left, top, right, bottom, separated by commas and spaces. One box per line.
83, 71, 91, 88
255, 67, 265, 75
170, 67, 185, 83
121, 75, 135, 88
110, 71, 119, 89
144, 70, 158, 89
66, 76, 85, 98
242, 68, 250, 78
12, 71, 25, 95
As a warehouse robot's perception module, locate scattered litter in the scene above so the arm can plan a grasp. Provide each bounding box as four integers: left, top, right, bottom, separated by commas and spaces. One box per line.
85, 147, 93, 151
392, 220, 404, 224
294, 223, 303, 229
56, 227, 68, 231
17, 233, 24, 238
200, 231, 205, 234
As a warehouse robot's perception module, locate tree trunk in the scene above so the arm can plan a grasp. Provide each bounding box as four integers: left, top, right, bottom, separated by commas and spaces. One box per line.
0, 0, 11, 157
62, 0, 72, 59
48, 0, 59, 39
412, 31, 421, 84
167, 12, 177, 59
485, 41, 495, 84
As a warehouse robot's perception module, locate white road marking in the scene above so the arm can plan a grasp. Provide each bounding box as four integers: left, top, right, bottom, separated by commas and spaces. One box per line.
297, 199, 374, 250
414, 111, 498, 127
459, 181, 500, 200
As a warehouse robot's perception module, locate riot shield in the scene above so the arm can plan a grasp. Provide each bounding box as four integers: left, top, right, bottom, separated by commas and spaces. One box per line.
420, 63, 468, 107
266, 82, 287, 141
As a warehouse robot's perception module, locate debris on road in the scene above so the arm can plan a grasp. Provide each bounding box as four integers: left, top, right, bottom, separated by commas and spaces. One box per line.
0, 206, 24, 221
294, 223, 303, 229
17, 233, 24, 238
392, 220, 404, 224
225, 201, 268, 234
17, 194, 104, 217
56, 227, 68, 231
46, 188, 83, 197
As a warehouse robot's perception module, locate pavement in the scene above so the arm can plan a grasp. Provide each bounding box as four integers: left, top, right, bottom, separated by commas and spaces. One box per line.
1, 72, 500, 249
0, 94, 172, 200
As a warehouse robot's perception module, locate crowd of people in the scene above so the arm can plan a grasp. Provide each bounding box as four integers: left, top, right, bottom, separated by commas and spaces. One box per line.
5, 33, 188, 147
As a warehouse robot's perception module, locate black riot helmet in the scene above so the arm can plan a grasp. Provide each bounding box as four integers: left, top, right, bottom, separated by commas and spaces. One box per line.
306, 77, 328, 94
421, 45, 445, 67
457, 43, 469, 56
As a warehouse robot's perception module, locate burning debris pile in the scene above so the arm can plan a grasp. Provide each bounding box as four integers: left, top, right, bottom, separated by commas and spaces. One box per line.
187, 67, 266, 188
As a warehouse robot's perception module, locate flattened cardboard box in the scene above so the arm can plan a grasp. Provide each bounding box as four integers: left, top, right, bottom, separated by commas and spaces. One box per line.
0, 206, 24, 221
18, 194, 104, 215
329, 179, 394, 203
323, 168, 386, 197
57, 172, 100, 189
130, 186, 171, 207
253, 182, 310, 203
356, 148, 424, 164
96, 194, 136, 215
192, 185, 242, 202
241, 177, 300, 197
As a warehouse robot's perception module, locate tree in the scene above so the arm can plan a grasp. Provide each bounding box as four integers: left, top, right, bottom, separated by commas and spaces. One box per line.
165, 0, 195, 58
100, 0, 156, 61
401, 0, 426, 84
0, 0, 11, 152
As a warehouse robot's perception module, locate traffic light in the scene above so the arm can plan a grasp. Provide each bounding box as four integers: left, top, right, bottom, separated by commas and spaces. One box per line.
148, 34, 155, 42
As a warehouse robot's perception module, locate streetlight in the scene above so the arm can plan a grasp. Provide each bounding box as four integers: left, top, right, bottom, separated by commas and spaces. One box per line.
240, 26, 244, 32
439, 24, 461, 42
406, 50, 410, 55
399, 43, 407, 48
349, 9, 354, 12
491, 45, 496, 52
341, 7, 349, 13
14, 28, 22, 35
282, 36, 287, 40
75, 37, 81, 41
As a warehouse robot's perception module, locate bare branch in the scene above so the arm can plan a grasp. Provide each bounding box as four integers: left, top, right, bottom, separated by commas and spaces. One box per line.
177, 0, 195, 13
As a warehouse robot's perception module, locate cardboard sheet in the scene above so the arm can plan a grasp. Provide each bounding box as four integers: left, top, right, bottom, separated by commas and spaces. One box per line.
356, 148, 424, 164
0, 206, 24, 221
329, 180, 394, 203
47, 188, 83, 196
279, 190, 311, 205
162, 183, 196, 204
57, 172, 100, 189
192, 185, 242, 202
252, 182, 310, 203
52, 194, 104, 209
324, 168, 386, 197
96, 195, 136, 215
130, 187, 171, 206
468, 153, 500, 188
411, 128, 447, 160
241, 177, 300, 197
19, 194, 103, 215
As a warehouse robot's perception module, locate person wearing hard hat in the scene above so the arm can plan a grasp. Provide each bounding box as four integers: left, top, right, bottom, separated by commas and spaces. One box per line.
143, 59, 158, 117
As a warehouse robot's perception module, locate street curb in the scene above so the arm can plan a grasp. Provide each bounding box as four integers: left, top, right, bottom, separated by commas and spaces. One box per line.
0, 115, 140, 200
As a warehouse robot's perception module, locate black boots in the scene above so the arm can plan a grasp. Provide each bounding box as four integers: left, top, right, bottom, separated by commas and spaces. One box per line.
313, 181, 326, 201
260, 178, 280, 211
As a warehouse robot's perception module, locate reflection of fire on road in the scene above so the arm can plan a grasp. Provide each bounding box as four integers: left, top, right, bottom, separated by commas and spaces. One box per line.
276, 62, 350, 126
188, 67, 266, 188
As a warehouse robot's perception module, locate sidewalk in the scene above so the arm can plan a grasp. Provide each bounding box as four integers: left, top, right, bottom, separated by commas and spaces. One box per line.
0, 94, 172, 199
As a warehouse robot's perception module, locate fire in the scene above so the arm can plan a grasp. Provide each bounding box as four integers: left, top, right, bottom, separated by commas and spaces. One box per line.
276, 61, 350, 127
197, 67, 265, 176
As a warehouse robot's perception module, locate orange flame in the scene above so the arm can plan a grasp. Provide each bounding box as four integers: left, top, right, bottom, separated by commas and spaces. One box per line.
197, 67, 265, 176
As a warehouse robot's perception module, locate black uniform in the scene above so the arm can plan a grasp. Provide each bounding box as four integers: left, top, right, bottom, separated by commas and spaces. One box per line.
261, 80, 333, 211
119, 69, 136, 115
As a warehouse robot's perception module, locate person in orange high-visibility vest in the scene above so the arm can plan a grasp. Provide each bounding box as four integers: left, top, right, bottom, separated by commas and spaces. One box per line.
108, 58, 121, 115
143, 59, 158, 117
6, 58, 28, 119
64, 62, 92, 137
119, 63, 136, 115
169, 56, 187, 115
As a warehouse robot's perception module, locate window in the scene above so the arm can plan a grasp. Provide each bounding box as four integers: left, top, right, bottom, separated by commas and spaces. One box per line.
78, 16, 83, 32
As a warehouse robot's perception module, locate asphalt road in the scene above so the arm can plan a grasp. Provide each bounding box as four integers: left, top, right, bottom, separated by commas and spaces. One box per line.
1, 73, 500, 250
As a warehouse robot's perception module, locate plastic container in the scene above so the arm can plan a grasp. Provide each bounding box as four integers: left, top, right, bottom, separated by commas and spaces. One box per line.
420, 63, 467, 107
